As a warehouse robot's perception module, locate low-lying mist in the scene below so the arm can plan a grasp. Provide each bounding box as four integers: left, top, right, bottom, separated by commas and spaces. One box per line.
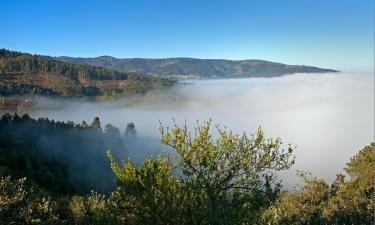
30, 72, 374, 189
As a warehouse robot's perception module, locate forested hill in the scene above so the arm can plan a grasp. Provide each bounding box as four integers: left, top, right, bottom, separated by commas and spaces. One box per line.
0, 113, 373, 224
56, 56, 338, 79
0, 49, 175, 97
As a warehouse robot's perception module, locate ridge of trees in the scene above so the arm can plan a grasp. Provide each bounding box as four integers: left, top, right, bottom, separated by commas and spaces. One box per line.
0, 49, 175, 97
0, 113, 137, 194
0, 114, 373, 224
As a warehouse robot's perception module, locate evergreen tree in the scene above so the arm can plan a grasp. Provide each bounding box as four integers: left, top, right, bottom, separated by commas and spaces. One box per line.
90, 117, 101, 130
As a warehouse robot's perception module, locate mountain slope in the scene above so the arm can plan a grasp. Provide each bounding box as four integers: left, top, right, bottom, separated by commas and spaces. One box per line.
56, 56, 338, 79
0, 49, 175, 98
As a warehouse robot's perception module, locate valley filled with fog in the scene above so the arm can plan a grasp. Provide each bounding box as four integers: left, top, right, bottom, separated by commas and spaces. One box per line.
30, 72, 374, 188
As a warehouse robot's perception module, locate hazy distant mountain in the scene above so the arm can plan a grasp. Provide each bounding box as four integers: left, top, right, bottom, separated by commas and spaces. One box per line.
56, 56, 338, 79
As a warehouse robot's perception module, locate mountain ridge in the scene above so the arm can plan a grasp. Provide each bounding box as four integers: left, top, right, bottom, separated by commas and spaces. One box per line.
0, 49, 175, 98
56, 56, 339, 79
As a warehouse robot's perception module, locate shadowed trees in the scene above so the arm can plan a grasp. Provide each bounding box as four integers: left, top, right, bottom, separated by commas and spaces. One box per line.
0, 115, 373, 225
0, 113, 130, 194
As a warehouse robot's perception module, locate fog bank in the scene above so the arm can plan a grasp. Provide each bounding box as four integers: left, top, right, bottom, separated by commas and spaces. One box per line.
30, 72, 374, 189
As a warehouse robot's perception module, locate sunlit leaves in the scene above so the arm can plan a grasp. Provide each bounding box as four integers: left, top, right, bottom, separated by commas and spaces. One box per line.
159, 120, 295, 224
261, 144, 375, 225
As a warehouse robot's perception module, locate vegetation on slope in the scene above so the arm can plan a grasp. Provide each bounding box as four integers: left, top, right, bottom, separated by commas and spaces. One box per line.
0, 114, 373, 224
0, 113, 132, 194
261, 144, 374, 224
57, 56, 338, 79
0, 49, 175, 98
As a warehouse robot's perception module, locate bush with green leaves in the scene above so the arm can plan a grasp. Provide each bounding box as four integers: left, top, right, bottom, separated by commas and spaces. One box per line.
261, 143, 374, 225
0, 116, 373, 225
108, 120, 295, 225
0, 176, 64, 225
0, 176, 27, 222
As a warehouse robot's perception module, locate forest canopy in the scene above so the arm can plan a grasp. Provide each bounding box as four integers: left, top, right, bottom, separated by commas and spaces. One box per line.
0, 49, 175, 98
0, 114, 373, 225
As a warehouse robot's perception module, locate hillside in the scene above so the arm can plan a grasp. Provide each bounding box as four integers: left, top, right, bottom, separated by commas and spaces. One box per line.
57, 56, 338, 79
0, 49, 175, 98
0, 114, 373, 224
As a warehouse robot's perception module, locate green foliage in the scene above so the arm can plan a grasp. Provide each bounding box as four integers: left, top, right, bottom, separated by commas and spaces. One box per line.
90, 116, 102, 130
160, 120, 295, 224
54, 78, 83, 97
0, 113, 128, 193
261, 172, 330, 225
0, 176, 27, 220
0, 49, 175, 98
322, 144, 374, 224
261, 143, 375, 225
68, 192, 118, 225
0, 176, 64, 225
0, 115, 373, 224
107, 120, 295, 224
108, 152, 187, 224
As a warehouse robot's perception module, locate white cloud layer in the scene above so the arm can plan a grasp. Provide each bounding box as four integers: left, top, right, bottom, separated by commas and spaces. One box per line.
31, 72, 374, 189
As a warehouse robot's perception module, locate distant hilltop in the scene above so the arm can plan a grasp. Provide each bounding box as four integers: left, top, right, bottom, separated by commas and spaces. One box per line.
0, 49, 174, 98
56, 56, 339, 79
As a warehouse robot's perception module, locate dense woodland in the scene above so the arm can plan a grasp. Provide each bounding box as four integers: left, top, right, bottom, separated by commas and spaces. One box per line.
0, 113, 138, 193
0, 49, 175, 98
0, 114, 373, 225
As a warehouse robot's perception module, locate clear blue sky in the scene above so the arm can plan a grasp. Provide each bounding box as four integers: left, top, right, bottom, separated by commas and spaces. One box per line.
0, 0, 373, 71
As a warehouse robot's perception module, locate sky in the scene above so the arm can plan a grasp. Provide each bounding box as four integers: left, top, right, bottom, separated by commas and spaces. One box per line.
0, 0, 373, 71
